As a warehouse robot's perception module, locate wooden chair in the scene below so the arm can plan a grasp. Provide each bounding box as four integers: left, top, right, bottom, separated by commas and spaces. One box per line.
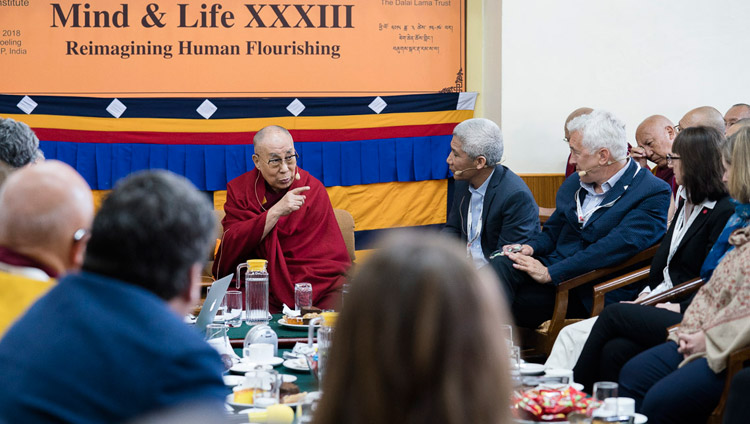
333, 208, 356, 263
201, 208, 356, 287
708, 346, 750, 423
637, 277, 705, 307
522, 244, 660, 356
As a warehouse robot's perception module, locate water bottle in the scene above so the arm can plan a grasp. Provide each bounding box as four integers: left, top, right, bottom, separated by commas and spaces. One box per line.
308, 311, 337, 385
237, 259, 270, 324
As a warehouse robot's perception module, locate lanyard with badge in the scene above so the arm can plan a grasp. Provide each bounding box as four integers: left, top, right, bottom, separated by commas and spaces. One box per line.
575, 162, 640, 225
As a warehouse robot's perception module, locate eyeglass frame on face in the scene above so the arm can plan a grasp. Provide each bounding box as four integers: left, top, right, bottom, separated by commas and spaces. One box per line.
666, 153, 680, 165
675, 124, 682, 133
259, 152, 300, 169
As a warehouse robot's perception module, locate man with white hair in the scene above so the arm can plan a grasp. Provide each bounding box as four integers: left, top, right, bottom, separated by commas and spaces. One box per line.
494, 110, 671, 328
443, 118, 540, 270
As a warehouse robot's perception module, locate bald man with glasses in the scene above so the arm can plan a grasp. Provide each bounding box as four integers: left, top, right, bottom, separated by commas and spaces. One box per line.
213, 125, 350, 312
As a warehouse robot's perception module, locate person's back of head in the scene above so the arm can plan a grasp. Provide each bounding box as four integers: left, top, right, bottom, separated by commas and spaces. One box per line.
0, 160, 93, 275
679, 106, 725, 134
313, 231, 512, 424
725, 127, 750, 204
0, 118, 43, 187
82, 170, 216, 308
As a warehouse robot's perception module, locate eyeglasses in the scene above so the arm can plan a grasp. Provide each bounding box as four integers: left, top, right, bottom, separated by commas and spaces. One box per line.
675, 124, 682, 133
666, 154, 680, 165
266, 153, 299, 169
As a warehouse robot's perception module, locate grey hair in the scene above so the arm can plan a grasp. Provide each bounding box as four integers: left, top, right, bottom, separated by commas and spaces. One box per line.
452, 118, 504, 165
83, 170, 216, 301
0, 118, 39, 168
0, 118, 41, 168
566, 109, 628, 159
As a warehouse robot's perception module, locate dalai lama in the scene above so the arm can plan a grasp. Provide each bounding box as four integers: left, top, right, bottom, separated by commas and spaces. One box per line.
213, 125, 350, 312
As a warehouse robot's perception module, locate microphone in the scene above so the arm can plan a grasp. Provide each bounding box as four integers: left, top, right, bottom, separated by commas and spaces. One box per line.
453, 161, 503, 176
577, 157, 628, 177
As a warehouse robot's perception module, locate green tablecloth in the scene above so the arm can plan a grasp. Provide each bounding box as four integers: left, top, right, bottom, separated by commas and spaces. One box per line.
227, 313, 313, 341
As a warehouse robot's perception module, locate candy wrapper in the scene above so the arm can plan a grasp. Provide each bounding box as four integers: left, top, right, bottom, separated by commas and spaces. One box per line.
512, 386, 595, 422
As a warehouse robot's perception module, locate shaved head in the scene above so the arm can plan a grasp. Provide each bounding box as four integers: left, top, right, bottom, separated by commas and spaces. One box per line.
0, 160, 93, 273
635, 115, 676, 168
564, 107, 593, 140
253, 125, 293, 153
678, 106, 725, 134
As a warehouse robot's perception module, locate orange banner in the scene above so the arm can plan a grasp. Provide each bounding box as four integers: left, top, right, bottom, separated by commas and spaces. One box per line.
0, 1, 465, 96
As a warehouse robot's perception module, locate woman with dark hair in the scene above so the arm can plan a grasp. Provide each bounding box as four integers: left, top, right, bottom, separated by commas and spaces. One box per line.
618, 127, 750, 423
566, 126, 734, 390
312, 232, 513, 424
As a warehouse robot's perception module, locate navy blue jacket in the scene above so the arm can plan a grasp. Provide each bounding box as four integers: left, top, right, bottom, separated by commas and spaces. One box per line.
443, 165, 540, 260
0, 272, 227, 424
530, 160, 670, 290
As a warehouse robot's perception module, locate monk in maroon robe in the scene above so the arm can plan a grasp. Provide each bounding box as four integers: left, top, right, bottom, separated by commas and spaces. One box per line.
213, 126, 350, 312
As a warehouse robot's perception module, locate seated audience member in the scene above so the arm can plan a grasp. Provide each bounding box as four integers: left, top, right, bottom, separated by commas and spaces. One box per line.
493, 109, 670, 328
0, 171, 227, 423
443, 118, 540, 269
615, 127, 750, 423
631, 115, 678, 194
619, 231, 750, 423
724, 103, 750, 131
312, 232, 512, 424
566, 127, 733, 383
213, 125, 350, 312
0, 161, 94, 337
0, 117, 44, 186
564, 107, 594, 177
721, 367, 750, 424
677, 106, 726, 134
727, 117, 750, 137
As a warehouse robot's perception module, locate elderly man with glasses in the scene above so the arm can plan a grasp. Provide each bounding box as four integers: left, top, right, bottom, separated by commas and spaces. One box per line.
213, 125, 350, 311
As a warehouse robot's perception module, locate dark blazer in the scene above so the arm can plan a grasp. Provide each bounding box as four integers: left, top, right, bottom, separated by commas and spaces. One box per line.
443, 165, 540, 260
649, 194, 734, 310
530, 159, 671, 290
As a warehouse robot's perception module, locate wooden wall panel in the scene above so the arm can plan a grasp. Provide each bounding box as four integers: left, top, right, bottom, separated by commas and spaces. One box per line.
519, 174, 566, 208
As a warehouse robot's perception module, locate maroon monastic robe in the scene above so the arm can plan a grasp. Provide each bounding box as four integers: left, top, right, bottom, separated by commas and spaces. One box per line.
213, 168, 350, 312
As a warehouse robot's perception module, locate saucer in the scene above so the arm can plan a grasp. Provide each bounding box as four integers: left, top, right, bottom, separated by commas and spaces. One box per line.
230, 357, 283, 373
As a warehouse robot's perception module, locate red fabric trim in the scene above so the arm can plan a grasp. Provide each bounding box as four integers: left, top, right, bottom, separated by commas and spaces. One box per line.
213, 168, 350, 312
32, 123, 457, 146
0, 246, 58, 278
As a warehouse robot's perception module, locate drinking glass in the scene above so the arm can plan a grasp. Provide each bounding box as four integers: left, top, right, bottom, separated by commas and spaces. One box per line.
590, 381, 619, 417
205, 323, 233, 371
500, 324, 514, 349
295, 282, 313, 310
299, 391, 322, 424
244, 369, 281, 408
224, 290, 243, 327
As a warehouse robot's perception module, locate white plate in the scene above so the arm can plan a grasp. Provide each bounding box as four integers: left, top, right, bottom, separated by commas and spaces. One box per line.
277, 318, 321, 331
230, 357, 283, 373
519, 362, 546, 376
226, 393, 311, 411
283, 358, 310, 371
223, 375, 244, 386
634, 413, 647, 423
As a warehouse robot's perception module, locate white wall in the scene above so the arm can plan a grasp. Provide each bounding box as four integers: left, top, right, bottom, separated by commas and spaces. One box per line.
501, 0, 750, 173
